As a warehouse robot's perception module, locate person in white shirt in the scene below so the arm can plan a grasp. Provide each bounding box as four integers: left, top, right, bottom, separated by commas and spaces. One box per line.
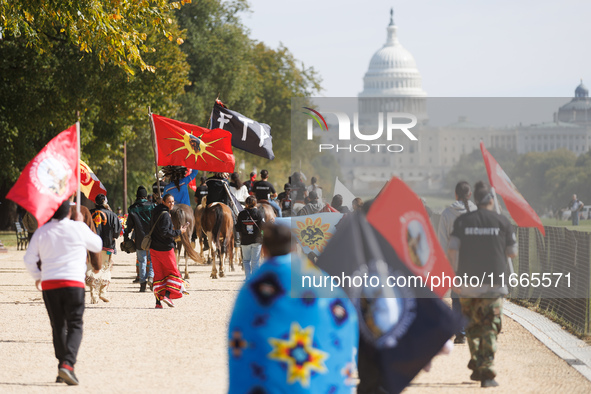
23, 200, 102, 386
307, 176, 323, 203
229, 172, 249, 206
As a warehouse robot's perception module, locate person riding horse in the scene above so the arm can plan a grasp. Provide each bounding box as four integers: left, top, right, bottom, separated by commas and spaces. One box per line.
206, 172, 241, 247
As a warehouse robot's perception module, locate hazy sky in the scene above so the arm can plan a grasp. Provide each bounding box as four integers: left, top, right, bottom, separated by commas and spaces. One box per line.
243, 0, 590, 98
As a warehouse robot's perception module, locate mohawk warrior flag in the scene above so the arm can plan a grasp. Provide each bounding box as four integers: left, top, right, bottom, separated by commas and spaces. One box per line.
480, 142, 545, 235
366, 177, 455, 298
151, 114, 235, 173
7, 125, 79, 226
211, 99, 275, 160
79, 160, 107, 202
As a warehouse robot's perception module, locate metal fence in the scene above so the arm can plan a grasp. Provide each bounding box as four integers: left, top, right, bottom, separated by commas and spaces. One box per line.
514, 226, 590, 335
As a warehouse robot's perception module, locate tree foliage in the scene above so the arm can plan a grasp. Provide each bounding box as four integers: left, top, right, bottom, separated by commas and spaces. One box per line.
446, 147, 591, 215
0, 0, 189, 74
0, 0, 326, 228
0, 19, 188, 227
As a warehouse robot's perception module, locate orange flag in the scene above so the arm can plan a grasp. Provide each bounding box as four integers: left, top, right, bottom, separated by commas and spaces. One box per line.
79, 160, 107, 202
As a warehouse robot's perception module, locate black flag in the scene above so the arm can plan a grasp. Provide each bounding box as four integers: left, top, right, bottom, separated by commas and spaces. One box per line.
211, 100, 274, 160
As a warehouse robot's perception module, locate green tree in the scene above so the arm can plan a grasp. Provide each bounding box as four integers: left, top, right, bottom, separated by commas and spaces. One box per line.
175, 1, 324, 190
0, 0, 189, 74
0, 24, 188, 227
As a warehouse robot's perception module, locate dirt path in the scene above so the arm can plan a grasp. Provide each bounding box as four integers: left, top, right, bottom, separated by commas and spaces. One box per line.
1, 243, 590, 393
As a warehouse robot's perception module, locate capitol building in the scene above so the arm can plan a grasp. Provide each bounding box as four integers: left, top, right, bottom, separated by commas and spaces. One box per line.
325, 9, 591, 195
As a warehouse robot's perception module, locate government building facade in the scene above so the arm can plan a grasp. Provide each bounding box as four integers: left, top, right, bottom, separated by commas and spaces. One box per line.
323, 9, 591, 195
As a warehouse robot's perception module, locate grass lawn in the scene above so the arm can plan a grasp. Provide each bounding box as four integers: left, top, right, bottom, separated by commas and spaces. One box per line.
540, 218, 591, 231
0, 231, 18, 248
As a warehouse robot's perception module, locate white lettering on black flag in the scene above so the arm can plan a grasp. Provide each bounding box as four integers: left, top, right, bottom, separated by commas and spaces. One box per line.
212, 102, 274, 160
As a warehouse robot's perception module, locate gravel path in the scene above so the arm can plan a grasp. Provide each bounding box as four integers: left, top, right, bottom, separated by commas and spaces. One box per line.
1, 242, 590, 393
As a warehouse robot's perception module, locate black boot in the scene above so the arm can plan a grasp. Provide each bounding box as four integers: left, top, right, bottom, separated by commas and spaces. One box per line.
139, 282, 147, 292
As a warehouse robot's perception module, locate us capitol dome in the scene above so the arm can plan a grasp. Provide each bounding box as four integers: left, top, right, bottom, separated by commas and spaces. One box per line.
358, 9, 427, 122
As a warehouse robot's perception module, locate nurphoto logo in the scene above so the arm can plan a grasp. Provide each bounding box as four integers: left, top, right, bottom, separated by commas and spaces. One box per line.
304, 108, 418, 153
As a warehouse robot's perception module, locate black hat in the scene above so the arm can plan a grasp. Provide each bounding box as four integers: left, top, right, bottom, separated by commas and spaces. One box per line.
137, 186, 148, 198
95, 194, 107, 205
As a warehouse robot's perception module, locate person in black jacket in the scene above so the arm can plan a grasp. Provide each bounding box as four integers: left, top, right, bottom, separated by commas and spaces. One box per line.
235, 196, 265, 279
89, 194, 122, 303
149, 194, 189, 308
124, 186, 156, 292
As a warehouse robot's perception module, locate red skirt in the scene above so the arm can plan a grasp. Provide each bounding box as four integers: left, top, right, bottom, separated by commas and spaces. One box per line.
150, 249, 185, 300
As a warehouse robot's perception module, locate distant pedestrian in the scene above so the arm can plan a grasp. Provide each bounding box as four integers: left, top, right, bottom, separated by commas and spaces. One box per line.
307, 176, 323, 203
22, 211, 38, 242
23, 200, 103, 385
124, 186, 156, 292
352, 197, 364, 212
89, 194, 121, 303
194, 176, 208, 205
331, 194, 350, 214
253, 169, 282, 217
229, 172, 249, 205
243, 171, 257, 194
437, 181, 477, 344
447, 181, 517, 387
149, 193, 189, 308
298, 191, 325, 216
568, 194, 584, 226
235, 196, 264, 279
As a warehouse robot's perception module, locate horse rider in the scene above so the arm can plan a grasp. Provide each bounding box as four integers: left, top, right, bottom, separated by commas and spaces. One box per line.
162, 166, 198, 207
206, 172, 241, 246
253, 169, 282, 217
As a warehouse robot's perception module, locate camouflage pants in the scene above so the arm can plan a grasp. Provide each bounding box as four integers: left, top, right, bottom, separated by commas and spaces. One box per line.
459, 297, 503, 380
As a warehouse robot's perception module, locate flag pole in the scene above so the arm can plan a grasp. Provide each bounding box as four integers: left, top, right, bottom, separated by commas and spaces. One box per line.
148, 106, 161, 200
492, 186, 514, 275
76, 111, 81, 216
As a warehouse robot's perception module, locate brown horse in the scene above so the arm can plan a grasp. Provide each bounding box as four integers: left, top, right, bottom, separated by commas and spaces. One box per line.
257, 201, 277, 225
171, 203, 202, 279
201, 202, 235, 279
193, 197, 212, 264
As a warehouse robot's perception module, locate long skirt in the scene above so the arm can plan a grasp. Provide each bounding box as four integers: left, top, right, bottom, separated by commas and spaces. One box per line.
150, 248, 186, 300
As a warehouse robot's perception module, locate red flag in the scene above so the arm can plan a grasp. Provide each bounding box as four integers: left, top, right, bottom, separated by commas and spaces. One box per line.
188, 177, 197, 192
152, 114, 235, 173
6, 125, 78, 226
80, 160, 107, 202
367, 177, 455, 297
480, 142, 545, 235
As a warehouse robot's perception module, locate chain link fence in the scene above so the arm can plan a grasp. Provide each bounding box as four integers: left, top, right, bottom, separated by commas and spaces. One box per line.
514, 226, 590, 335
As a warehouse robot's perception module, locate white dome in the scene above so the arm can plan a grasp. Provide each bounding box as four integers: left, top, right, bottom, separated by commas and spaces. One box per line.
359, 14, 426, 98
368, 37, 417, 70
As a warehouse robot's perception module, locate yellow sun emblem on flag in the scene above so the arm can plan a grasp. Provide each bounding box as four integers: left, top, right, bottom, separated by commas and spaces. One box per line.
166, 128, 225, 163
268, 322, 329, 387
293, 217, 333, 253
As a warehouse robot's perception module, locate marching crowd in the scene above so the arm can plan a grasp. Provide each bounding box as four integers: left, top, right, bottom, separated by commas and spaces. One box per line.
19, 166, 518, 391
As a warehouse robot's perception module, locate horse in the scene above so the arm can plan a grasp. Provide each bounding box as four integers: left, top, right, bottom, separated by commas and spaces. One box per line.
201, 202, 235, 279
193, 197, 212, 264
256, 201, 277, 261
170, 203, 202, 279
257, 201, 277, 224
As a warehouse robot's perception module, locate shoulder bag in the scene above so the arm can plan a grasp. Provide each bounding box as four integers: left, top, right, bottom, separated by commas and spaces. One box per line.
141, 212, 166, 250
